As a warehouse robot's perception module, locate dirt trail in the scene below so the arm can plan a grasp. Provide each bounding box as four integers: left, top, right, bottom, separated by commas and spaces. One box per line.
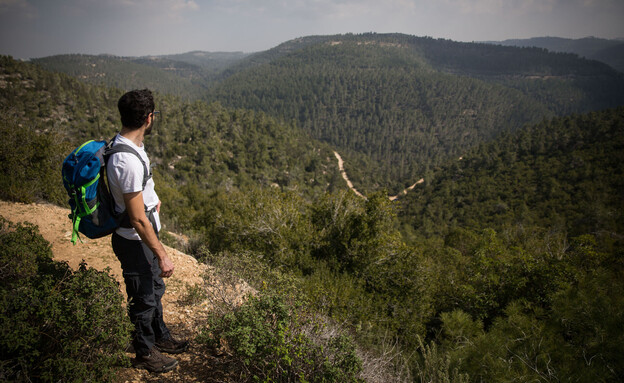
333, 151, 367, 199
333, 151, 423, 201
0, 200, 251, 382
388, 179, 424, 201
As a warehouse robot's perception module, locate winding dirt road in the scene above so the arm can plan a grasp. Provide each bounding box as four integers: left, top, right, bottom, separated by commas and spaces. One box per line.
333, 151, 423, 201
333, 151, 367, 199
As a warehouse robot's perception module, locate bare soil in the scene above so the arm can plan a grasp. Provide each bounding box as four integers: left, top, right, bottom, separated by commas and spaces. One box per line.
333, 151, 423, 200
0, 200, 250, 382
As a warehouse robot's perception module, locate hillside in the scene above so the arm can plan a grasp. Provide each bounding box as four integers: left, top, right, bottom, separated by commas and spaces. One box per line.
29, 33, 624, 196
32, 51, 250, 100
154, 51, 250, 73
32, 54, 211, 99
399, 106, 624, 241
2, 49, 624, 381
206, 33, 624, 194
0, 55, 342, 232
490, 36, 624, 73
0, 200, 252, 382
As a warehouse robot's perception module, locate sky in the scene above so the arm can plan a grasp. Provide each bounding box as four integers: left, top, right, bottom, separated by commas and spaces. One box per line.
1, 0, 623, 59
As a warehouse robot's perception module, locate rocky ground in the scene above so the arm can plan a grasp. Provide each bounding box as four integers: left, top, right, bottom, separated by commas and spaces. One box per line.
0, 200, 252, 382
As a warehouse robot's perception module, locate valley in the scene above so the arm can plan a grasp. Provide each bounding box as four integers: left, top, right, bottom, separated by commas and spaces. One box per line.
2, 32, 624, 382
334, 150, 423, 201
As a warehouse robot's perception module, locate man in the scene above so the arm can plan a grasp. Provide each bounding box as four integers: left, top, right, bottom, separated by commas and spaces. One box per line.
108, 89, 188, 373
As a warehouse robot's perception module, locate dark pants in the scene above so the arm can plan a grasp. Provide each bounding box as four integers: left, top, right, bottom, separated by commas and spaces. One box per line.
112, 232, 171, 356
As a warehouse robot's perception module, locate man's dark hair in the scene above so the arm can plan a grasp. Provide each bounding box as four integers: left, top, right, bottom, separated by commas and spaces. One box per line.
118, 89, 155, 129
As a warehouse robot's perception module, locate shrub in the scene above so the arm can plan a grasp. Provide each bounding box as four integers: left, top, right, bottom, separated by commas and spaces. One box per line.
198, 292, 363, 382
0, 117, 71, 205
0, 217, 131, 382
412, 336, 469, 383
195, 187, 314, 268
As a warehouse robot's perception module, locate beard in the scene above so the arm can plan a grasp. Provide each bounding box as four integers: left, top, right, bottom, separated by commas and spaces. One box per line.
145, 120, 154, 136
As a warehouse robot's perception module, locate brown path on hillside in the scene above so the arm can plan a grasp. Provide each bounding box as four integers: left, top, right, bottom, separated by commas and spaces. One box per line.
0, 200, 251, 382
333, 151, 423, 201
334, 151, 367, 199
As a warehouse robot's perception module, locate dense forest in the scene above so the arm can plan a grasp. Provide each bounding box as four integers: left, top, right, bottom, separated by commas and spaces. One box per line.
399, 108, 624, 241
2, 30, 624, 382
208, 40, 550, 194
33, 33, 624, 195
32, 54, 210, 100
490, 36, 624, 73
206, 34, 624, 194
0, 55, 341, 232
32, 52, 250, 100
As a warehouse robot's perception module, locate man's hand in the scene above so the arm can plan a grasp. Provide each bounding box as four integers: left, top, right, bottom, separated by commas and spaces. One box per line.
123, 191, 173, 278
156, 200, 161, 213
158, 254, 174, 278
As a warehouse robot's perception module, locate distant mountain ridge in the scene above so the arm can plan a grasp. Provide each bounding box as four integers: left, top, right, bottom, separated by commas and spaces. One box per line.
28, 33, 624, 194
205, 33, 624, 193
32, 51, 250, 98
486, 36, 624, 73
32, 54, 209, 99
0, 55, 340, 224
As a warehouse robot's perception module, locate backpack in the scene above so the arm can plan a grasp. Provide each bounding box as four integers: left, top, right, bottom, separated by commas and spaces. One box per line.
62, 138, 149, 244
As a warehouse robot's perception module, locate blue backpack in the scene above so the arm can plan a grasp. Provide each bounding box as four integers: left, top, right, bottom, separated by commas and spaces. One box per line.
62, 139, 149, 244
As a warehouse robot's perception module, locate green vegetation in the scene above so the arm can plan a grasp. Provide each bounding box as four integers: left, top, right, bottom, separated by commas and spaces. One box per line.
399, 107, 624, 241
0, 217, 131, 382
33, 54, 209, 100
208, 40, 551, 194
493, 36, 624, 73
0, 115, 70, 205
31, 33, 624, 195
199, 292, 363, 383
206, 33, 624, 194
0, 55, 340, 229
33, 51, 250, 99
2, 36, 623, 382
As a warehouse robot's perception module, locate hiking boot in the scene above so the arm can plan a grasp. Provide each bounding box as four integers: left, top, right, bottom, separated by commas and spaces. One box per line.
133, 348, 179, 373
155, 336, 190, 354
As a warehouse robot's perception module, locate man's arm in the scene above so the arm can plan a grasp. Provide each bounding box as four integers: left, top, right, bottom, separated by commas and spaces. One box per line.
123, 191, 174, 278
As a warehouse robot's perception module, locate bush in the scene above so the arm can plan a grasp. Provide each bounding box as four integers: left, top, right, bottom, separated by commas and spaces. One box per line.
195, 187, 315, 270
198, 292, 363, 382
0, 117, 71, 205
0, 217, 131, 382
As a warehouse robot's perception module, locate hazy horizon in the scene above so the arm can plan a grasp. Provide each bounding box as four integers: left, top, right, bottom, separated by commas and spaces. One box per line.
10, 34, 624, 61
1, 0, 623, 60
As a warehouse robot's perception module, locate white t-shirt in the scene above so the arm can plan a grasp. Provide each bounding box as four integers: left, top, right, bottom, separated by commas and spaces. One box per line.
107, 134, 161, 240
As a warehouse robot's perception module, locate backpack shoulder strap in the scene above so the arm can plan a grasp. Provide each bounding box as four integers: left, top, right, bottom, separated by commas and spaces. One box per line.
104, 139, 151, 189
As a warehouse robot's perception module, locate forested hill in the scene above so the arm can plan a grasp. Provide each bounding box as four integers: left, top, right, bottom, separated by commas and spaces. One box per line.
32, 52, 250, 99
488, 36, 624, 73
32, 54, 211, 100
154, 51, 250, 72
0, 55, 341, 231
399, 106, 624, 242
29, 33, 624, 196
3, 53, 624, 382
207, 33, 624, 194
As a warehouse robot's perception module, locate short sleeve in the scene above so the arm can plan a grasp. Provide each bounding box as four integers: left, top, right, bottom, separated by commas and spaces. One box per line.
108, 152, 144, 194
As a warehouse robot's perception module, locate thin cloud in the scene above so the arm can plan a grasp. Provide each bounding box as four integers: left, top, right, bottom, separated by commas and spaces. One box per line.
170, 0, 199, 11
104, 0, 200, 23
0, 0, 37, 18
209, 0, 415, 19
439, 0, 557, 15
108, 0, 199, 17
